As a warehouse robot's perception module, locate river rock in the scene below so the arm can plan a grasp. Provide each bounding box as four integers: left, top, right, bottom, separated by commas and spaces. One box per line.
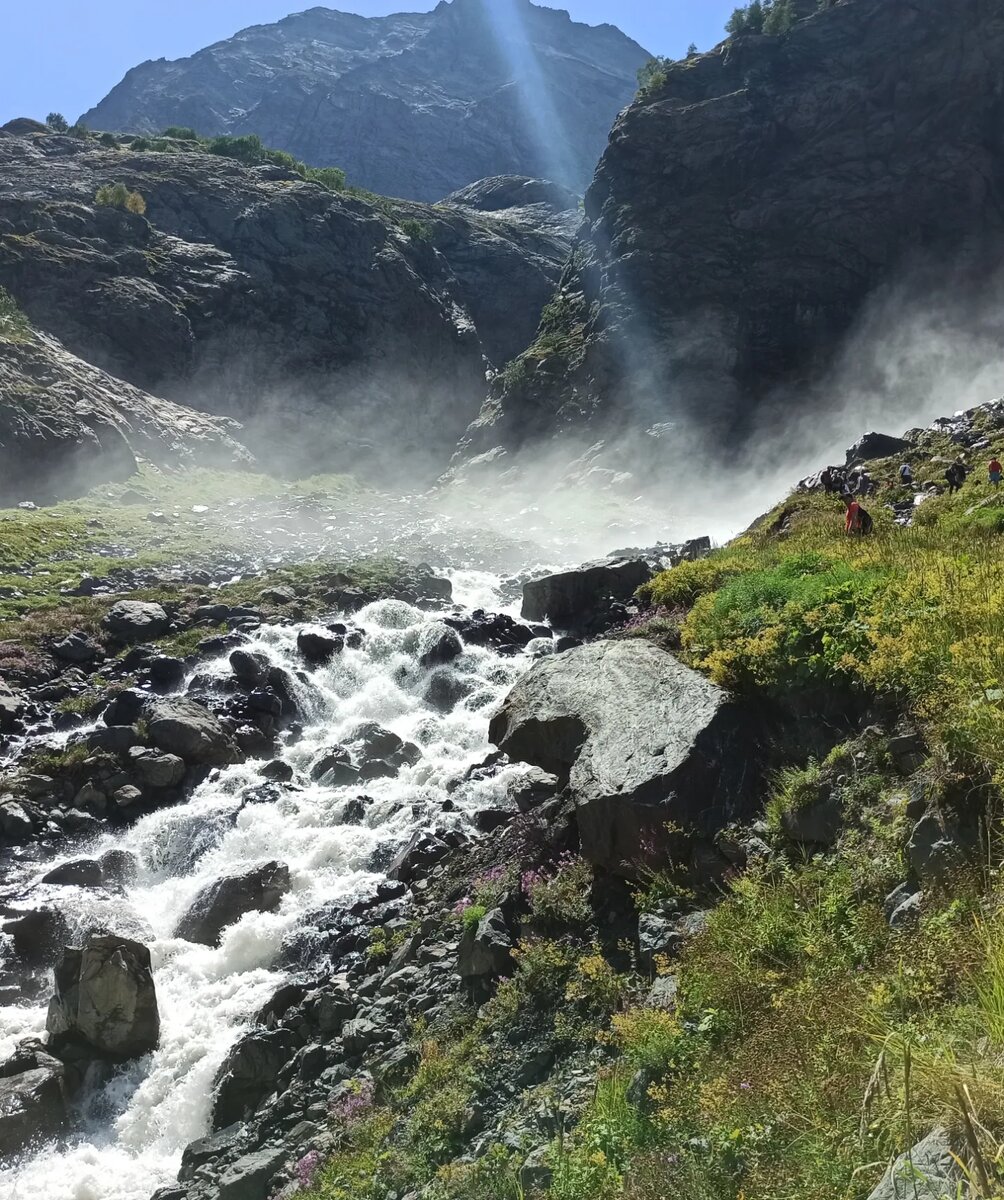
457, 908, 513, 980
51, 632, 102, 664
102, 601, 170, 640
521, 558, 652, 627
347, 723, 421, 777
387, 832, 449, 883
0, 1062, 68, 1156
865, 1128, 961, 1199
2, 907, 71, 963
127, 747, 187, 789
416, 623, 463, 668
230, 649, 270, 685
0, 799, 34, 840
310, 746, 358, 786
145, 696, 243, 767
41, 859, 105, 888
0, 678, 26, 731
489, 640, 760, 874
174, 862, 291, 946
297, 630, 343, 665
47, 934, 160, 1061
212, 1029, 297, 1129
103, 688, 148, 727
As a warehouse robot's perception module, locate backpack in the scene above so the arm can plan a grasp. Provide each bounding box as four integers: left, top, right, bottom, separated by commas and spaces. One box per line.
858, 507, 874, 534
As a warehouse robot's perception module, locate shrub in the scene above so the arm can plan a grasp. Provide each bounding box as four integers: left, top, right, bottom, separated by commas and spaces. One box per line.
460, 903, 487, 931
98, 132, 119, 148
94, 183, 146, 214
637, 57, 670, 94
161, 125, 199, 140
67, 122, 89, 139
400, 218, 433, 242
306, 165, 347, 191
46, 112, 69, 132
0, 287, 30, 344
131, 136, 152, 151
565, 950, 628, 1012
726, 0, 799, 35
523, 854, 593, 926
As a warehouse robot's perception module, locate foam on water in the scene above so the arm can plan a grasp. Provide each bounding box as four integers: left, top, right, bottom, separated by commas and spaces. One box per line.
0, 597, 530, 1200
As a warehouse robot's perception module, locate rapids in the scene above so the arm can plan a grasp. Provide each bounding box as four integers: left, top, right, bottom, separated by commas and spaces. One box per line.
0, 589, 537, 1200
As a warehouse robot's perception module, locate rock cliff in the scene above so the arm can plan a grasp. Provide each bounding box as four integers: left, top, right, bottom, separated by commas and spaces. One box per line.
463, 0, 1004, 457
0, 129, 576, 480
79, 0, 650, 201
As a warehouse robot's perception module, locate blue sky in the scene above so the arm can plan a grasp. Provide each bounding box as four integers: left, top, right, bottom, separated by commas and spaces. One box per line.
1, 1, 738, 126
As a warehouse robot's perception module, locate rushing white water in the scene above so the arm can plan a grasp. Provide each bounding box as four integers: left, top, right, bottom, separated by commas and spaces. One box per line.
0, 596, 532, 1200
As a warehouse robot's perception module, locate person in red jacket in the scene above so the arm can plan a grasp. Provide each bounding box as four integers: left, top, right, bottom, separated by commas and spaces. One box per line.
845, 498, 873, 535
990, 458, 1002, 487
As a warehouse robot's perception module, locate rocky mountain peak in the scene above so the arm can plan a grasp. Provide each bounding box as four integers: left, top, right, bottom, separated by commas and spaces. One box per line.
80, 1, 650, 201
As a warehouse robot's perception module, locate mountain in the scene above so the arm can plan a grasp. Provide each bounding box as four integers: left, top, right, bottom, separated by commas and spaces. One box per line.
0, 126, 578, 488
462, 0, 1004, 458
79, 0, 650, 202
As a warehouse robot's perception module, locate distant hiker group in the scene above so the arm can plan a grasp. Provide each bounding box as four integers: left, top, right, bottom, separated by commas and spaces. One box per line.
814, 451, 1004, 537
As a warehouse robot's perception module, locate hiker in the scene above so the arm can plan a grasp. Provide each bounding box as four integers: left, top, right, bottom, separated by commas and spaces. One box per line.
990, 457, 1002, 487
856, 469, 873, 496
845, 497, 873, 535
820, 467, 834, 493
899, 462, 914, 486
945, 461, 967, 494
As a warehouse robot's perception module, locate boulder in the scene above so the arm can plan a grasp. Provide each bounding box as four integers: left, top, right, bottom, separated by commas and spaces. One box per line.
2, 907, 71, 963
0, 799, 34, 840
51, 632, 101, 664
259, 759, 293, 783
310, 745, 358, 786
174, 862, 291, 946
102, 601, 170, 640
779, 793, 842, 847
212, 1029, 297, 1129
865, 1128, 961, 1200
216, 1147, 289, 1200
297, 630, 343, 665
0, 678, 25, 731
457, 908, 514, 980
0, 1063, 67, 1156
387, 832, 449, 883
508, 768, 561, 813
128, 747, 187, 789
347, 722, 421, 776
149, 655, 186, 689
416, 623, 463, 668
41, 859, 105, 888
521, 559, 652, 627
908, 814, 969, 885
230, 649, 270, 685
846, 432, 911, 466
489, 640, 759, 874
46, 934, 160, 1061
103, 688, 147, 726
146, 696, 243, 766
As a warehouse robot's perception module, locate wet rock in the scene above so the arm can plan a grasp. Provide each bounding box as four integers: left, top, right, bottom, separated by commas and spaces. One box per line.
521, 558, 651, 628
0, 678, 26, 731
297, 629, 343, 665
865, 1128, 960, 1200
179, 1123, 244, 1182
2, 908, 71, 963
100, 849, 139, 887
457, 908, 513, 980
128, 747, 187, 789
259, 759, 294, 783
0, 1063, 68, 1156
103, 688, 148, 727
779, 793, 842, 847
508, 767, 561, 813
47, 934, 160, 1061
113, 784, 143, 808
310, 746, 358, 786
490, 640, 760, 874
347, 722, 421, 776
447, 612, 533, 653
41, 859, 105, 888
416, 622, 463, 668
423, 668, 473, 711
216, 1146, 289, 1200
212, 1029, 297, 1129
230, 649, 270, 685
77, 724, 143, 753
149, 655, 186, 690
102, 601, 170, 640
146, 696, 243, 767
0, 799, 34, 840
174, 862, 291, 946
51, 632, 102, 664
387, 832, 449, 883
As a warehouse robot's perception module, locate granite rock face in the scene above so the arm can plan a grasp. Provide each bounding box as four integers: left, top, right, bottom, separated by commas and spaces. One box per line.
464, 0, 1004, 455
0, 132, 576, 481
79, 0, 649, 201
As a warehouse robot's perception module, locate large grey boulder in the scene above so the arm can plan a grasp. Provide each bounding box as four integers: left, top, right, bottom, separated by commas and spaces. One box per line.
0, 677, 25, 731
457, 908, 514, 980
145, 696, 243, 767
174, 862, 291, 946
521, 559, 652, 627
489, 640, 759, 874
46, 934, 160, 1061
212, 1029, 297, 1129
102, 601, 170, 640
865, 1128, 962, 1200
0, 1062, 68, 1155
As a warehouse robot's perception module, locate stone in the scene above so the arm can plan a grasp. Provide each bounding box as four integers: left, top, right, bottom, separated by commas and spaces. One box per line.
341, 1017, 382, 1056
128, 747, 187, 789
865, 1128, 961, 1200
908, 815, 968, 886
41, 859, 105, 888
51, 632, 101, 664
259, 759, 293, 783
149, 655, 186, 689
347, 722, 421, 775
846, 433, 912, 466
457, 908, 513, 980
779, 793, 842, 847
46, 934, 160, 1060
0, 1064, 68, 1156
102, 601, 170, 640
520, 1146, 553, 1193
146, 696, 243, 766
179, 1123, 244, 1181
174, 862, 291, 946
888, 731, 927, 776
889, 892, 924, 929
490, 640, 760, 874
416, 622, 463, 668
260, 586, 295, 605
646, 975, 679, 1011
0, 799, 34, 840
387, 832, 449, 883
212, 1029, 296, 1129
0, 678, 26, 731
310, 746, 358, 786
113, 785, 144, 808
216, 1147, 289, 1200
508, 768, 561, 813
230, 649, 270, 685
521, 559, 652, 627
297, 630, 343, 665
100, 849, 139, 887
2, 907, 71, 963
